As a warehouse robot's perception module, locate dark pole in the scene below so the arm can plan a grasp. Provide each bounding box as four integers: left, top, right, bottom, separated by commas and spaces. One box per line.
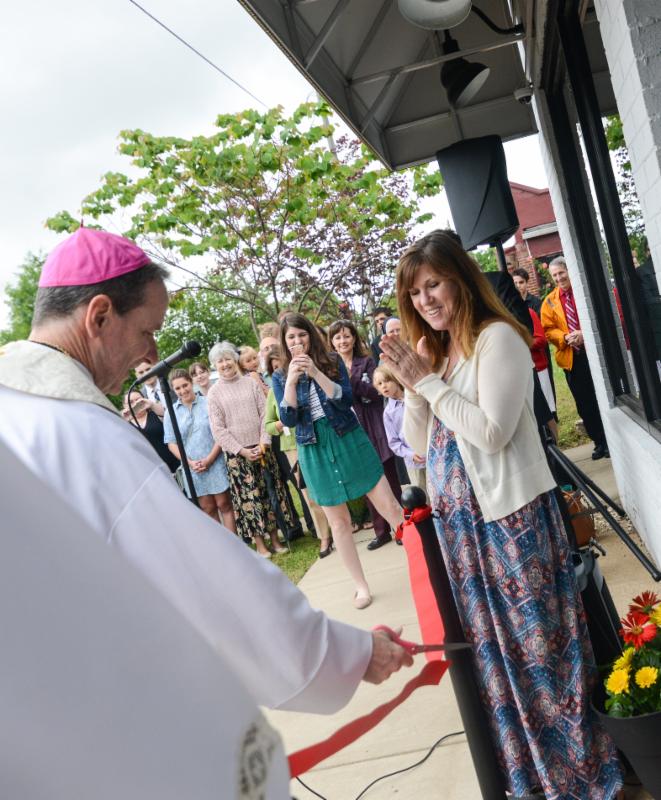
402, 488, 507, 800
158, 374, 199, 507
493, 239, 508, 272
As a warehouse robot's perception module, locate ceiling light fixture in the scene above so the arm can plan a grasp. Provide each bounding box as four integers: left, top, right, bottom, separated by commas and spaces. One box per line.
398, 0, 472, 30
440, 30, 490, 107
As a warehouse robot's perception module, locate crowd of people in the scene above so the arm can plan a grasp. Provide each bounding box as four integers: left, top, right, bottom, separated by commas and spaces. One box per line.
3, 224, 627, 799
124, 307, 432, 608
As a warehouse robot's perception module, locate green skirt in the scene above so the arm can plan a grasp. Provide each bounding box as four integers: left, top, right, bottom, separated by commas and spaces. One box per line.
298, 417, 384, 506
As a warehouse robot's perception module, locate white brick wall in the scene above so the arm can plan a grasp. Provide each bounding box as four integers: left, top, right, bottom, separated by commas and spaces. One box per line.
530, 1, 661, 567
593, 0, 661, 567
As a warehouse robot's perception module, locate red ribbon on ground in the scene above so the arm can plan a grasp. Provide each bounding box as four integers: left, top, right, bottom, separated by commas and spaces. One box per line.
288, 510, 450, 778
288, 659, 448, 778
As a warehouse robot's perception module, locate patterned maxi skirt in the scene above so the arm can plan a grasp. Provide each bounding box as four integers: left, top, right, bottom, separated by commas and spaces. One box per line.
427, 417, 623, 799
225, 449, 293, 543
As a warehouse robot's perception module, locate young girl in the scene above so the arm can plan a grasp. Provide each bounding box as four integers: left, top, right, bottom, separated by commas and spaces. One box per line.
238, 345, 270, 396
372, 365, 427, 491
272, 313, 403, 609
188, 362, 215, 397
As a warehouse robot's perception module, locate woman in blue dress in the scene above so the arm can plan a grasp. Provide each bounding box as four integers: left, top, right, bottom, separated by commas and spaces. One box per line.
164, 369, 236, 533
380, 230, 623, 800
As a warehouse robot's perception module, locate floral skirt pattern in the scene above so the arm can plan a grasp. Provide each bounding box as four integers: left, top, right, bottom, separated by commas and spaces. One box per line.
427, 417, 623, 799
225, 449, 293, 542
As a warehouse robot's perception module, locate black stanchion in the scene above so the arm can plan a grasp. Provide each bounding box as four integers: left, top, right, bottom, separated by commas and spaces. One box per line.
402, 487, 507, 800
157, 374, 199, 507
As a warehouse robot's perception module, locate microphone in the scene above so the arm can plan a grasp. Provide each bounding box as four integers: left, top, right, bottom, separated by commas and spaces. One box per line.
133, 341, 202, 385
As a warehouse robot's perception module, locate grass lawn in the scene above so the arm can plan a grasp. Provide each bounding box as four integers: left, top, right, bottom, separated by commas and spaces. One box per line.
271, 534, 322, 584
551, 359, 591, 449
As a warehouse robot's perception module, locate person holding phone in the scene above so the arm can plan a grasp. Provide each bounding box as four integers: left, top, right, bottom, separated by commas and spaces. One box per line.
272, 314, 404, 610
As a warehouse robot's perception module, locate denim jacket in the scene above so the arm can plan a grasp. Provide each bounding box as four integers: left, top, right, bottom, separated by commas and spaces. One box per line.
271, 358, 358, 445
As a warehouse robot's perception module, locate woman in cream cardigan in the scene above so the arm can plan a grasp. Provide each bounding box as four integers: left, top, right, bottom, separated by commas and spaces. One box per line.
380, 230, 623, 800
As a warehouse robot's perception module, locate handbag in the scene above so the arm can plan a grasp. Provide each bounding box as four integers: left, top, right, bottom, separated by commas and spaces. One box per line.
562, 488, 597, 547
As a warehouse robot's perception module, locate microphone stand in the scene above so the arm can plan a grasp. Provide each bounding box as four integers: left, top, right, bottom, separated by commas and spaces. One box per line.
157, 374, 199, 507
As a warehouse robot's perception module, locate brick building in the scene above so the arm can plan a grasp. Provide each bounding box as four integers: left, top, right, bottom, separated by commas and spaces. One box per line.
504, 182, 564, 293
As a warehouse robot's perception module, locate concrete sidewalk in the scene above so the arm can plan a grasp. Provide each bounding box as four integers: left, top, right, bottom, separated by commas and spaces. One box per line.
267, 448, 655, 799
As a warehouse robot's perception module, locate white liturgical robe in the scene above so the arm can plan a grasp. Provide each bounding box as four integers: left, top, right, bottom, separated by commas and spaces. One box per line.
0, 440, 290, 799
0, 341, 372, 714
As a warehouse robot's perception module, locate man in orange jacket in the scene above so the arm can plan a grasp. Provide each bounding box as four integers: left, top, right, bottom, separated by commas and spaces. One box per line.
541, 256, 609, 460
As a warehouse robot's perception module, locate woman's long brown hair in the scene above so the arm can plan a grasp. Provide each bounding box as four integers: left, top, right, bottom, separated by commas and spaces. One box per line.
396, 229, 531, 370
327, 319, 369, 360
279, 313, 340, 379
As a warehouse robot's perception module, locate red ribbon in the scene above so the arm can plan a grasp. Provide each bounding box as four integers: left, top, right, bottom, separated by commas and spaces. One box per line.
288, 660, 448, 778
287, 509, 449, 778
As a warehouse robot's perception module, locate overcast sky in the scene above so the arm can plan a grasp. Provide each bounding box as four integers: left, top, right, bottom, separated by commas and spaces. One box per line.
1, 0, 550, 327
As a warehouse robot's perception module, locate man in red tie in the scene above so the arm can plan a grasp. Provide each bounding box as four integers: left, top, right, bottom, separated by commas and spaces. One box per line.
541, 256, 609, 460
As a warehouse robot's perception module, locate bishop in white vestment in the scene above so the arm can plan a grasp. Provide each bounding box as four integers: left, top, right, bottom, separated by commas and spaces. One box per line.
0, 227, 412, 719
0, 440, 290, 799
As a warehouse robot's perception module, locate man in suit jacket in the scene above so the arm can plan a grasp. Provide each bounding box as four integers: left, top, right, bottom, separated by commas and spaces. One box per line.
541, 257, 609, 460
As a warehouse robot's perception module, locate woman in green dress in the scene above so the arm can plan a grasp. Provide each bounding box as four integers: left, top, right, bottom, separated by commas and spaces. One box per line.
272, 313, 403, 609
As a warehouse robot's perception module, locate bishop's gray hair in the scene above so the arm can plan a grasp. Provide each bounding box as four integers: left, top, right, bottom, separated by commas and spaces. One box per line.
32, 263, 169, 326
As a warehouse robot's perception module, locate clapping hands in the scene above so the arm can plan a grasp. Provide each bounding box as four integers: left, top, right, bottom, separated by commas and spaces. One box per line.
379, 333, 433, 391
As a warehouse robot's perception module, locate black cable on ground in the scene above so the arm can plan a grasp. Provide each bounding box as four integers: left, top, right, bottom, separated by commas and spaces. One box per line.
294, 729, 465, 800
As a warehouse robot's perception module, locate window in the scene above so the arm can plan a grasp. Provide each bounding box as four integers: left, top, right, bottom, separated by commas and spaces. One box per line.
542, 0, 661, 428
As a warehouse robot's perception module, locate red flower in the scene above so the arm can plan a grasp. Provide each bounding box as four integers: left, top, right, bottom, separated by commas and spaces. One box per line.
620, 610, 657, 648
629, 591, 660, 614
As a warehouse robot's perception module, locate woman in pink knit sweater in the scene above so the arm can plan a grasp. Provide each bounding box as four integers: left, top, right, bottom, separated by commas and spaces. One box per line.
207, 341, 292, 558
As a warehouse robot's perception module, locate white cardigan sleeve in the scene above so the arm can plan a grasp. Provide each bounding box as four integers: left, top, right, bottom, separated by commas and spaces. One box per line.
402, 387, 430, 458
412, 322, 533, 455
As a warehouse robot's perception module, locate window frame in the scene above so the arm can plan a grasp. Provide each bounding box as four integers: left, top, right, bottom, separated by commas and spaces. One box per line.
540, 0, 661, 425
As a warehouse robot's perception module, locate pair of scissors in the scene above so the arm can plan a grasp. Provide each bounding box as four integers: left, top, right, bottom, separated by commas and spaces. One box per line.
374, 624, 472, 655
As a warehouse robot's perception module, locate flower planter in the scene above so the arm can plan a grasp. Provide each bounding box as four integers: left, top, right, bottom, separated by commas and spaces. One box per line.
593, 686, 661, 798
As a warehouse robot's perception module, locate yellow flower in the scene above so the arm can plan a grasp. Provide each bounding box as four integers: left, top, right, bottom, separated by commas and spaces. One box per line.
650, 606, 661, 627
606, 669, 630, 695
613, 648, 635, 671
635, 666, 659, 689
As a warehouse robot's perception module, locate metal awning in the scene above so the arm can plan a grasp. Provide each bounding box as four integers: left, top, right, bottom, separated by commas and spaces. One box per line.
237, 0, 617, 170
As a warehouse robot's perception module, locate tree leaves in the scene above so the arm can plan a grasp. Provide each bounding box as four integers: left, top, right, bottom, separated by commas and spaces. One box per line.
0, 253, 43, 344
46, 102, 443, 322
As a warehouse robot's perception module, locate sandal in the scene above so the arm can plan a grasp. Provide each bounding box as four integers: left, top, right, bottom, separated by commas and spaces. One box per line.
351, 520, 363, 533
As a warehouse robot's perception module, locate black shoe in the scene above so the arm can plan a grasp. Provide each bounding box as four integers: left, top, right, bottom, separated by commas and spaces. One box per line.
319, 540, 333, 559
367, 533, 392, 551
591, 444, 609, 460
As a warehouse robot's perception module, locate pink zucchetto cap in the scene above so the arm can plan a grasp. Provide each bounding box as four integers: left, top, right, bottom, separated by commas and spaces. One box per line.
38, 227, 151, 288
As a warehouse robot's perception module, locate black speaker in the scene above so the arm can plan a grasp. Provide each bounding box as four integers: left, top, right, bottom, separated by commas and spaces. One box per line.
436, 135, 519, 250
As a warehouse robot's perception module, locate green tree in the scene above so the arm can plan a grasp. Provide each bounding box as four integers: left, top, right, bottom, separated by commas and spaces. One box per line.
0, 253, 43, 344
47, 102, 442, 331
156, 281, 268, 360
472, 247, 499, 272
605, 114, 646, 258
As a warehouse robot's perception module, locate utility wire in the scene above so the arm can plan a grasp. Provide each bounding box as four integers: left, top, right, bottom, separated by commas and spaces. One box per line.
127, 0, 268, 108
